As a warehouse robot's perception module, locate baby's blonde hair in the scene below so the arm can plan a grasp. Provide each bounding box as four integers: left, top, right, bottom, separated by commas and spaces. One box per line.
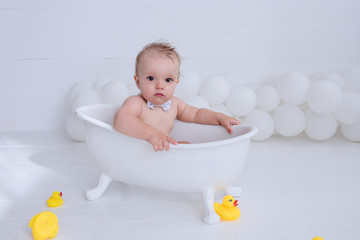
135, 41, 181, 75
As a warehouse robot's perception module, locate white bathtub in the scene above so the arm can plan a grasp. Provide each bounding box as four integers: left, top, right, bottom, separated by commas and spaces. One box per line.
76, 104, 257, 224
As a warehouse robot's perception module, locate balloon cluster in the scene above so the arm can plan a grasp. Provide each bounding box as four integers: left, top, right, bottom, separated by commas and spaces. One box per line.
65, 78, 130, 141
65, 67, 360, 142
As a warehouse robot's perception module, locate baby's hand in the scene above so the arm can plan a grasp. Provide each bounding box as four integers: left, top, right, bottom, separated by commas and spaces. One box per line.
147, 131, 178, 152
218, 114, 241, 134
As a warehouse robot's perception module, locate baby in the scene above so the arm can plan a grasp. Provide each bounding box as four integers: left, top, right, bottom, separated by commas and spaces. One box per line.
113, 41, 240, 151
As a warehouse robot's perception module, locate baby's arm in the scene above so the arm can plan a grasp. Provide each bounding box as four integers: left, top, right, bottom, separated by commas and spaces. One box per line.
113, 96, 177, 151
176, 98, 240, 133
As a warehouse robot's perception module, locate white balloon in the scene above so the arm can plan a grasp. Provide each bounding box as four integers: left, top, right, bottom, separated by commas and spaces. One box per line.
276, 72, 310, 105
100, 80, 128, 105
71, 89, 102, 113
199, 74, 229, 106
307, 80, 342, 114
210, 104, 232, 116
256, 85, 280, 112
244, 109, 274, 141
341, 121, 360, 142
298, 103, 310, 113
305, 109, 338, 141
184, 95, 210, 109
226, 85, 256, 116
65, 114, 85, 141
68, 81, 93, 103
175, 71, 201, 99
273, 104, 305, 137
342, 66, 360, 93
334, 91, 360, 124
93, 78, 111, 93
310, 72, 344, 89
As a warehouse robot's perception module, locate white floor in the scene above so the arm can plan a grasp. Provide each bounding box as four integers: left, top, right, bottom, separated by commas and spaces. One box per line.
0, 130, 359, 240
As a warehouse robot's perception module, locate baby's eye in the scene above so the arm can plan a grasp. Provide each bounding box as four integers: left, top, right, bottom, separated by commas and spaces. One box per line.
165, 78, 173, 83
147, 76, 154, 81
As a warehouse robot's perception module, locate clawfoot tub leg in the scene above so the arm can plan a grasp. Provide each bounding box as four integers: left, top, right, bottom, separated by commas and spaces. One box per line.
201, 187, 220, 224
86, 173, 112, 201
225, 186, 242, 197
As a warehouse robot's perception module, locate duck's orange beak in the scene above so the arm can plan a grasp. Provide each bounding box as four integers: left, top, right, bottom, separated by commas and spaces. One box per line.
60, 192, 62, 197
234, 200, 238, 207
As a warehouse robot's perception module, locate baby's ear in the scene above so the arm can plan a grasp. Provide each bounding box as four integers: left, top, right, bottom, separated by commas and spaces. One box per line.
134, 75, 140, 88
176, 79, 179, 84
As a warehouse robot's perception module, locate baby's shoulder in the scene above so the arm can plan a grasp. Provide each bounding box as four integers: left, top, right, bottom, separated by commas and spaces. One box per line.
171, 96, 187, 109
123, 95, 145, 105
120, 95, 146, 112
171, 96, 185, 105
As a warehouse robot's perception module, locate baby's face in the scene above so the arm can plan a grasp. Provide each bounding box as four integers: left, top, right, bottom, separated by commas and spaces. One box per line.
135, 50, 180, 105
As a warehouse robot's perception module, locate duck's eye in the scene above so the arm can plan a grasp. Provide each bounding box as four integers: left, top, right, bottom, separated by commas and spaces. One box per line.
229, 199, 233, 202
165, 78, 173, 83
147, 76, 154, 81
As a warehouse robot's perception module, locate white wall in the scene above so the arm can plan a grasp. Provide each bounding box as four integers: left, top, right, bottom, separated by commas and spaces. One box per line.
1, 0, 360, 131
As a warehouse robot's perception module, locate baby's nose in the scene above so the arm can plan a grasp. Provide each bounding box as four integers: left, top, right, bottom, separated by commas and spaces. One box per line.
156, 81, 164, 89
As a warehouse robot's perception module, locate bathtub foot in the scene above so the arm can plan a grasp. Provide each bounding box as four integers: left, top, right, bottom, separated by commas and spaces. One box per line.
225, 186, 242, 197
201, 187, 220, 225
86, 173, 112, 201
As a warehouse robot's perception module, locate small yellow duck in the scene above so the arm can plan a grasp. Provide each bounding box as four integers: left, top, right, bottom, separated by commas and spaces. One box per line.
47, 191, 63, 207
29, 211, 59, 240
214, 195, 240, 221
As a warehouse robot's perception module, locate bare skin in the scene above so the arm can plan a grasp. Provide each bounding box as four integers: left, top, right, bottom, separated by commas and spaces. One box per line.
114, 95, 240, 151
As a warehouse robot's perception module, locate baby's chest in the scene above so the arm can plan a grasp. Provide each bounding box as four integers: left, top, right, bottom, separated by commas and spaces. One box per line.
140, 108, 177, 133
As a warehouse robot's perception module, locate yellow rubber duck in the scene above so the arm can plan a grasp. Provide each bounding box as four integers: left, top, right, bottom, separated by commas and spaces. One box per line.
29, 211, 59, 240
47, 191, 63, 207
214, 195, 240, 221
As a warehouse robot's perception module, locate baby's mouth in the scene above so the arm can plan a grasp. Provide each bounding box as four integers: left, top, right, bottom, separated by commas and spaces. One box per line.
154, 93, 164, 96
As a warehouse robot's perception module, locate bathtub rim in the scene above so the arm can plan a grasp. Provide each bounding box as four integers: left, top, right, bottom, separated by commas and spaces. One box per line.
76, 104, 258, 150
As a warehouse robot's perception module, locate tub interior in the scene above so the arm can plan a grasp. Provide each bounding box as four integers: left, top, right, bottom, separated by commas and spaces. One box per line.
78, 104, 117, 127
77, 104, 253, 144
171, 121, 252, 144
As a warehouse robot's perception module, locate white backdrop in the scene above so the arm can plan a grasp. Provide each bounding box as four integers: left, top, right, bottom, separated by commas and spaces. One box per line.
1, 0, 360, 131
